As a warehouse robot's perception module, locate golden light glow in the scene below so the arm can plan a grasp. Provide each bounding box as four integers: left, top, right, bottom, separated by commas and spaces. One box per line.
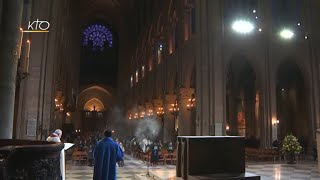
156, 107, 164, 116
146, 109, 154, 116
169, 102, 179, 112
187, 94, 196, 110
133, 113, 139, 119
140, 111, 145, 118
84, 98, 105, 111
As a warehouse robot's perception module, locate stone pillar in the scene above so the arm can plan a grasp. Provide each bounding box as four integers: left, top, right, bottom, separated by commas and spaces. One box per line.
307, 0, 320, 145
208, 0, 225, 136
261, 0, 273, 148
0, 0, 24, 139
316, 129, 320, 172
165, 94, 176, 142
178, 88, 194, 136
195, 0, 211, 135
153, 98, 164, 140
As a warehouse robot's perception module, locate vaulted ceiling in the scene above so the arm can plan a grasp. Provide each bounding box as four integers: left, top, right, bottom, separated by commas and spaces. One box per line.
79, 0, 134, 31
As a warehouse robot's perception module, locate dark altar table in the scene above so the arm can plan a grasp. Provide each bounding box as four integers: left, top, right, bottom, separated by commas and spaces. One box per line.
176, 136, 260, 180
0, 139, 64, 180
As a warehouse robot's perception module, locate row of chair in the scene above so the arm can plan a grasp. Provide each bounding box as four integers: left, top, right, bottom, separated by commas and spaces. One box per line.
245, 148, 306, 162
135, 149, 177, 165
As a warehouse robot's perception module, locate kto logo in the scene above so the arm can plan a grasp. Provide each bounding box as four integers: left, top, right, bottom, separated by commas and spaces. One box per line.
23, 19, 50, 33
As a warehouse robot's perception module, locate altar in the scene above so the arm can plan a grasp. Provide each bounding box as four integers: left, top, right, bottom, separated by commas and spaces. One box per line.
176, 136, 260, 180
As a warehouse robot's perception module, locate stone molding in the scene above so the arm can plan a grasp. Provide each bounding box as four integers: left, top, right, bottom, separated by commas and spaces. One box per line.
179, 88, 194, 100
152, 99, 163, 108
145, 102, 153, 109
165, 94, 177, 105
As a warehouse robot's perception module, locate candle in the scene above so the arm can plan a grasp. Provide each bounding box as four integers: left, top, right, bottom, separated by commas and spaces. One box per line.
18, 28, 23, 58
25, 40, 31, 73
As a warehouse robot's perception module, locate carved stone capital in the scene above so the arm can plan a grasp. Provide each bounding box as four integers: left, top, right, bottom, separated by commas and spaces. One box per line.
138, 105, 145, 111
145, 102, 153, 109
179, 88, 195, 100
165, 94, 176, 105
130, 106, 138, 114
153, 99, 163, 108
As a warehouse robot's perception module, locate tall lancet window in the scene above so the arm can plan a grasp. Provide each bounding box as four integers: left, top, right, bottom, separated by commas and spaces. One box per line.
83, 24, 113, 52
142, 65, 145, 78
148, 57, 153, 71
130, 75, 133, 87
135, 70, 139, 83
168, 35, 173, 54
157, 44, 163, 64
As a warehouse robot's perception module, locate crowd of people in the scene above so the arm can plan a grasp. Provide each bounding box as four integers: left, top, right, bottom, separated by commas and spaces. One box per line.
61, 130, 177, 167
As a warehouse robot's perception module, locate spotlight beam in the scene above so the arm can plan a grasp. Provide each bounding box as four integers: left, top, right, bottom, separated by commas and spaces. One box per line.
280, 29, 294, 39
232, 20, 255, 34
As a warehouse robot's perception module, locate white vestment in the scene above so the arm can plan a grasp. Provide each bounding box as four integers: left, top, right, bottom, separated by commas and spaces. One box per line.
47, 134, 65, 180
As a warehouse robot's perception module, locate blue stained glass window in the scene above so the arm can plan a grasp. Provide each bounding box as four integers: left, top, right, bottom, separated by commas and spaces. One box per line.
83, 24, 113, 51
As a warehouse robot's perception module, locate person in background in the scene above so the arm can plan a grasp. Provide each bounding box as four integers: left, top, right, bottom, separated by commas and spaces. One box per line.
47, 129, 62, 143
118, 142, 125, 167
150, 143, 159, 166
88, 138, 97, 167
167, 142, 174, 153
93, 129, 124, 180
47, 129, 65, 180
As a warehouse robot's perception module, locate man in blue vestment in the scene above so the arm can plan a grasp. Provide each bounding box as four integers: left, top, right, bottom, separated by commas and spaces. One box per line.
93, 129, 124, 180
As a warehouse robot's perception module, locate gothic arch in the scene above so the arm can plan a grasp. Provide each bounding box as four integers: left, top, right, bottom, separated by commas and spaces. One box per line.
275, 60, 310, 148
225, 56, 258, 138
78, 85, 114, 110
84, 98, 105, 111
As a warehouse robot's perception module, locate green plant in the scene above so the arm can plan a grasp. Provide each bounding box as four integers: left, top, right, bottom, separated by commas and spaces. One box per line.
281, 134, 302, 154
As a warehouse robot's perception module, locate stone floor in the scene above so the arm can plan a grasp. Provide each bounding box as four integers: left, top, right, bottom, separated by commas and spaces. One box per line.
66, 155, 320, 180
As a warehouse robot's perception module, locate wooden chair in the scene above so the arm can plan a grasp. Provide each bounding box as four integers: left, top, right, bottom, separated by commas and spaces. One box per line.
72, 151, 88, 165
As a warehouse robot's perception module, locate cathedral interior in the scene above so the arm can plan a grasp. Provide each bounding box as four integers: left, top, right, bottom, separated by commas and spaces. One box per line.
1, 0, 320, 179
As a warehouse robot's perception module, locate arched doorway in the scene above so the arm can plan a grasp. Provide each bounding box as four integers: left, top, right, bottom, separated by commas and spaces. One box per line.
82, 98, 106, 131
226, 58, 258, 139
276, 61, 309, 149
77, 85, 115, 132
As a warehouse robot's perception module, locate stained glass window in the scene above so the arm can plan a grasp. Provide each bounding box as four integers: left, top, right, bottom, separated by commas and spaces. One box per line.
142, 65, 145, 78
83, 24, 113, 51
135, 70, 139, 83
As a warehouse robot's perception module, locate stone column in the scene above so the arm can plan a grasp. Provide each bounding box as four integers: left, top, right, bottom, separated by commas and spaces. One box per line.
195, 0, 211, 135
208, 0, 225, 136
153, 98, 164, 140
178, 88, 194, 136
307, 0, 320, 144
0, 0, 24, 139
317, 129, 320, 172
261, 0, 273, 148
165, 94, 176, 142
